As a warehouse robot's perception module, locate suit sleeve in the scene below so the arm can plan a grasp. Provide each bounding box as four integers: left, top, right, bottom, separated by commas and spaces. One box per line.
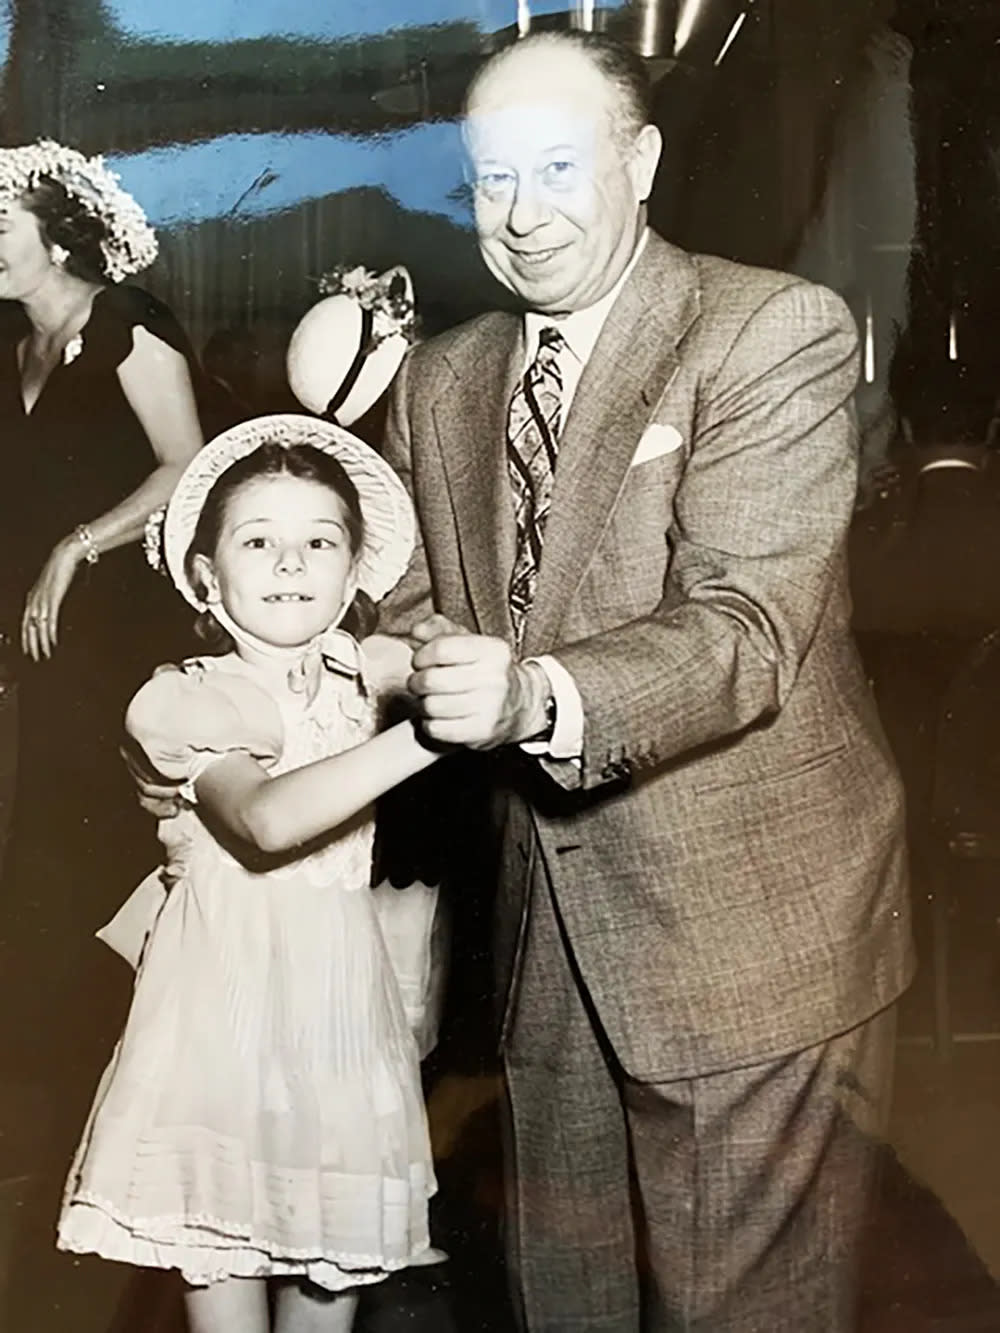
545, 281, 860, 791
377, 350, 436, 637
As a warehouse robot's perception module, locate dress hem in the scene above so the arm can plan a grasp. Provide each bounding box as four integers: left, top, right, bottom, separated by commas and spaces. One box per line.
58, 1191, 434, 1290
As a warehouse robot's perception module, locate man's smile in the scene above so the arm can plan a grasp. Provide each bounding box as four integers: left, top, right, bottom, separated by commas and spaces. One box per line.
510, 244, 569, 267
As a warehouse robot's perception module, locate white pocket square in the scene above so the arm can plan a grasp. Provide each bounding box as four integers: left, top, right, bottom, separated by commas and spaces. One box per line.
632, 423, 684, 466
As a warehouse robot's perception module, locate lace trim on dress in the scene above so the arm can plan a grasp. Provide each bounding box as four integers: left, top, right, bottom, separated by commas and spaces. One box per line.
60, 1182, 433, 1289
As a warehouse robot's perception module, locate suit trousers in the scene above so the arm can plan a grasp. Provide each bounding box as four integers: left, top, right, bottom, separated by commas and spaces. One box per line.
502, 858, 896, 1332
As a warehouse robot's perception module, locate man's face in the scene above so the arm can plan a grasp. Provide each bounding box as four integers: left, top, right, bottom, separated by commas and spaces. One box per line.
463, 47, 661, 315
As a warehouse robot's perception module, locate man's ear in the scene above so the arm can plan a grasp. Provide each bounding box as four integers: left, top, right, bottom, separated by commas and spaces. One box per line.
190, 553, 220, 603
629, 123, 663, 204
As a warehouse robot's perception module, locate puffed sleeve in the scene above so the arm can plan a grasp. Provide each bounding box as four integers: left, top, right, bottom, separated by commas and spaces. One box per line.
125, 662, 284, 794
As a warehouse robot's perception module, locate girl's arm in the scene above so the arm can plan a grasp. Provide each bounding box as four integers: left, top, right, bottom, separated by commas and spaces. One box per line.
194, 719, 441, 855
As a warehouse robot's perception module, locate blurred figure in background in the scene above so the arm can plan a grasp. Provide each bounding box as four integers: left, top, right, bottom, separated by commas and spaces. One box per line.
791, 16, 917, 504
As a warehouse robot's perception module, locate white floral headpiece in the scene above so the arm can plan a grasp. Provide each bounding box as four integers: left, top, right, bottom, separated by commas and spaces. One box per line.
0, 139, 157, 283
317, 264, 418, 350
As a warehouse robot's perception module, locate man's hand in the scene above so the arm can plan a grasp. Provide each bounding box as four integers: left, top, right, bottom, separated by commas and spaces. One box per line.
120, 743, 183, 820
408, 614, 550, 749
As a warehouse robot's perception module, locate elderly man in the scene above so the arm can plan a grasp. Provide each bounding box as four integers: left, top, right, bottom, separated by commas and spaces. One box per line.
385, 28, 912, 1333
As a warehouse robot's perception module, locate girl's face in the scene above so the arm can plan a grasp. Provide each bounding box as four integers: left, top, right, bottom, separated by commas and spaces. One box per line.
194, 473, 358, 648
0, 198, 55, 301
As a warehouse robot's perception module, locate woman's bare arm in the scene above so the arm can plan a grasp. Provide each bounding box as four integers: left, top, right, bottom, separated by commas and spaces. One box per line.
22, 327, 206, 659
80, 325, 204, 552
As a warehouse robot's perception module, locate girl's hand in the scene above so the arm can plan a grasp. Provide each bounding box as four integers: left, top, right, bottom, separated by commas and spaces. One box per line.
362, 633, 415, 696
21, 537, 82, 661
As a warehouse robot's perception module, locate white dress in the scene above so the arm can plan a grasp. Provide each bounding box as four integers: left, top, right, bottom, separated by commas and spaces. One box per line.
57, 650, 435, 1290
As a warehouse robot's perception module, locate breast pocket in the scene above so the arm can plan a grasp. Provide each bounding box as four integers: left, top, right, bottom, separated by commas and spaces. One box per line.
621, 446, 686, 513
585, 448, 685, 616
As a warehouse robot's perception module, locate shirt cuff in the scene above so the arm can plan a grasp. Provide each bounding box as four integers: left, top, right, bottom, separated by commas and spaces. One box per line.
519, 654, 584, 760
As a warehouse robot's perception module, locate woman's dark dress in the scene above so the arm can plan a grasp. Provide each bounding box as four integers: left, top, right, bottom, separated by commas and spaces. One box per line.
0, 286, 208, 1170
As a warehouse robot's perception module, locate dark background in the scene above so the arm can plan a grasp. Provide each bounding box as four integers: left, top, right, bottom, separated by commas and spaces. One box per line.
0, 0, 956, 417
0, 0, 991, 440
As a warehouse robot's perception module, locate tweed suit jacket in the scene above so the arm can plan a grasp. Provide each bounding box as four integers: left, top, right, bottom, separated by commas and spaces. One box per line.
380, 230, 914, 1082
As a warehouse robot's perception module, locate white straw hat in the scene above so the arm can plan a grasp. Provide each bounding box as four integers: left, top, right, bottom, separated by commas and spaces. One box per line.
163, 413, 415, 609
286, 265, 415, 426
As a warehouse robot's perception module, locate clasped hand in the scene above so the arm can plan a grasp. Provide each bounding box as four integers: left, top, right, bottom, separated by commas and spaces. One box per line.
407, 615, 544, 750
127, 614, 545, 820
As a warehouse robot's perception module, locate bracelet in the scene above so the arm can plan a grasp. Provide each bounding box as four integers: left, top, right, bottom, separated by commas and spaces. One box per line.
74, 523, 100, 566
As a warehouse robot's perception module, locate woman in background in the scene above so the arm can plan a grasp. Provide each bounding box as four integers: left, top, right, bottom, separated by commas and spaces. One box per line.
0, 140, 207, 1180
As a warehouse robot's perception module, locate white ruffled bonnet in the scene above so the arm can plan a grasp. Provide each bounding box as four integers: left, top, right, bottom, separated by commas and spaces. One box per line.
163, 412, 415, 610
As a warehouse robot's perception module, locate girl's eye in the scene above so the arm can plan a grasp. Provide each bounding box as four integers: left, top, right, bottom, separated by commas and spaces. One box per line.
243, 536, 268, 549
308, 537, 334, 550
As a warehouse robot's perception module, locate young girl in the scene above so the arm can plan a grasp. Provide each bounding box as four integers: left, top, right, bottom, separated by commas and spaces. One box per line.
57, 414, 442, 1333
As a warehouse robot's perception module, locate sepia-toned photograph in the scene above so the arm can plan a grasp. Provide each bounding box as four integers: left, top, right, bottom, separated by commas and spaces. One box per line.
0, 1, 998, 1330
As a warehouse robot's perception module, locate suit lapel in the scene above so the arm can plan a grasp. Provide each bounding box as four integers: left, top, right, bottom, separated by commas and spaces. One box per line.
429, 236, 701, 648
432, 313, 522, 638
522, 235, 701, 656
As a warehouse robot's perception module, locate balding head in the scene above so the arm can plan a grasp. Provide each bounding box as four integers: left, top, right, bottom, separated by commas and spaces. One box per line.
466, 31, 653, 148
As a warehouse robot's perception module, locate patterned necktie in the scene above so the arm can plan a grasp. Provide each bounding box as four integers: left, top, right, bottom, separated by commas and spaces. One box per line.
507, 326, 565, 643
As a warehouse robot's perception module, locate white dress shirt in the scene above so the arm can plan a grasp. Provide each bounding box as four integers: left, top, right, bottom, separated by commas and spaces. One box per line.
520, 228, 649, 761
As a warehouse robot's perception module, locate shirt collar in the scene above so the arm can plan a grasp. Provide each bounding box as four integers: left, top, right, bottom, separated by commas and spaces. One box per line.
524, 226, 649, 366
